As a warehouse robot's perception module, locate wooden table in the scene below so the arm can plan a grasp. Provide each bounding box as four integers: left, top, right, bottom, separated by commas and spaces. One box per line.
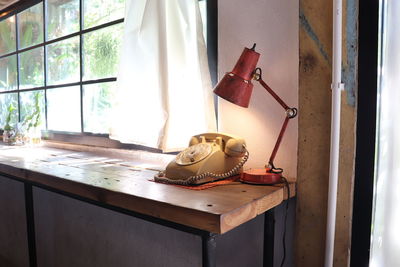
0, 142, 295, 267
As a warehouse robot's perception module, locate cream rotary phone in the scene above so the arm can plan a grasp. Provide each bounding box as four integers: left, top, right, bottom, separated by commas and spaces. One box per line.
155, 133, 249, 185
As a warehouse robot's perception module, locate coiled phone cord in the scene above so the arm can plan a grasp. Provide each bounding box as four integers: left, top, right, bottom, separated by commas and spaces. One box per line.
154, 148, 249, 185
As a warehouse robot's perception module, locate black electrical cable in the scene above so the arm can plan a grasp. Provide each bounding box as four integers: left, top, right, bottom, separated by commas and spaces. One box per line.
280, 176, 290, 267
269, 162, 284, 174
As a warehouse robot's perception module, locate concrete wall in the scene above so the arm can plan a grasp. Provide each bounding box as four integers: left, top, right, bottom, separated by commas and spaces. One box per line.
217, 0, 299, 181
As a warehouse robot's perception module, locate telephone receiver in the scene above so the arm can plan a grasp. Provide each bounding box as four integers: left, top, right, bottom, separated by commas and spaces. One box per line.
155, 133, 248, 185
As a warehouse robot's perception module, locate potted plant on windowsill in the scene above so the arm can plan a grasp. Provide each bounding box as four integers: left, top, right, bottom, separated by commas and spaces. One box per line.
2, 104, 16, 144
22, 92, 42, 145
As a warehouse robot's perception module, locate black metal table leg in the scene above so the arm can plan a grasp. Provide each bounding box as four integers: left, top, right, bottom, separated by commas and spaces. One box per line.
264, 208, 275, 267
202, 232, 217, 267
24, 184, 37, 267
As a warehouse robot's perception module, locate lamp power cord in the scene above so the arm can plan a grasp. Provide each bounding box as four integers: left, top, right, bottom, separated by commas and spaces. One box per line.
280, 176, 290, 267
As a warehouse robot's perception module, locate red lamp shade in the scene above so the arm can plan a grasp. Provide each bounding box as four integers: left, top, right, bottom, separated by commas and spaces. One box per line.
213, 47, 260, 108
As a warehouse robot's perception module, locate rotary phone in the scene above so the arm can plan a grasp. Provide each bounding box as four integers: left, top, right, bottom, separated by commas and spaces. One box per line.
155, 133, 249, 185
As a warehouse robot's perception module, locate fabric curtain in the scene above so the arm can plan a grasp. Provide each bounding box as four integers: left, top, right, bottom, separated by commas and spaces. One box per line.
370, 1, 400, 266
110, 0, 216, 152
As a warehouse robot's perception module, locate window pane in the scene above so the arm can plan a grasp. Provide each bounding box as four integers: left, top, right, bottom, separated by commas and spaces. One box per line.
19, 47, 44, 89
20, 90, 45, 130
46, 0, 79, 40
47, 37, 80, 85
83, 82, 115, 133
47, 86, 81, 132
0, 93, 18, 130
0, 16, 16, 55
83, 23, 123, 80
83, 0, 125, 29
17, 2, 44, 49
0, 55, 17, 91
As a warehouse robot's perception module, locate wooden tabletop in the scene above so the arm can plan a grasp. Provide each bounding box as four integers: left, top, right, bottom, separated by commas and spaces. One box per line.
0, 142, 295, 234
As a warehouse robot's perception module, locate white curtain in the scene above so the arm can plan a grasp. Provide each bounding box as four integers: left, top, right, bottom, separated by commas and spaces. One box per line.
110, 0, 216, 152
370, 1, 400, 266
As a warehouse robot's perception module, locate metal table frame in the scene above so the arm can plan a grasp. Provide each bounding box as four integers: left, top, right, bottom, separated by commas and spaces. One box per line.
6, 174, 277, 267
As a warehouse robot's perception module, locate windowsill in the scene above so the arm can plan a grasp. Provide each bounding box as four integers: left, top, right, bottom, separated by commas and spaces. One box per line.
43, 132, 165, 154
0, 141, 295, 234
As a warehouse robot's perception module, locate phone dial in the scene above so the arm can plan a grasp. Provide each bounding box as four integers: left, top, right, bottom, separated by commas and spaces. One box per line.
155, 133, 248, 185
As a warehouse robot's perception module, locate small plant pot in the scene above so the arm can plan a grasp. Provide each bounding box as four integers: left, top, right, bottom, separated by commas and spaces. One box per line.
25, 127, 41, 145
31, 127, 41, 145
3, 130, 14, 144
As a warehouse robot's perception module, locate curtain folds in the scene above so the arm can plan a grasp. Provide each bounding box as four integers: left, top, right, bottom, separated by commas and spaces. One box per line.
110, 0, 216, 152
370, 1, 400, 266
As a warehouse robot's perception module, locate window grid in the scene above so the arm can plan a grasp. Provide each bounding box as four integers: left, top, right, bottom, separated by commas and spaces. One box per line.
15, 12, 20, 122
42, 1, 47, 129
0, 0, 124, 134
79, 0, 84, 132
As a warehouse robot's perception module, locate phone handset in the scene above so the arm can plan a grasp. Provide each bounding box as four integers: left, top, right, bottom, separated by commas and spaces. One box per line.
154, 133, 249, 185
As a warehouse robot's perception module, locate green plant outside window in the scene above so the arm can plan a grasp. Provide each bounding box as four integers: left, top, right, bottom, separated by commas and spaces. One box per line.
0, 0, 125, 136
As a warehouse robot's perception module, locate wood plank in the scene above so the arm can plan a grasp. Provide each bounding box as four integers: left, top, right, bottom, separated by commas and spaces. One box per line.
0, 144, 295, 234
298, 1, 356, 266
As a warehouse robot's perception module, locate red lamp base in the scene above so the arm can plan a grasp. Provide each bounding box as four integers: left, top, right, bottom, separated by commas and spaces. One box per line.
240, 169, 282, 185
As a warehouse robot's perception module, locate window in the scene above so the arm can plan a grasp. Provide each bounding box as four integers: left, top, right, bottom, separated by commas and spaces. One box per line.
0, 0, 216, 150
0, 0, 125, 134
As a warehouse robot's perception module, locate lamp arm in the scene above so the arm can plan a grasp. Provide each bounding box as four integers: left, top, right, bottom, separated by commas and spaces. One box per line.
256, 77, 289, 110
266, 116, 290, 171
256, 76, 297, 118
254, 69, 297, 172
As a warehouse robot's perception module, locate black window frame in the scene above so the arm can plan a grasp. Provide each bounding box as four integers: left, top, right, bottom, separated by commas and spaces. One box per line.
350, 0, 380, 266
0, 0, 125, 135
0, 0, 218, 149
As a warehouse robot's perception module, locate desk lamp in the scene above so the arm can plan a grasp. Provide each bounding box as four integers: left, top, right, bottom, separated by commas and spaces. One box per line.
214, 44, 297, 184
